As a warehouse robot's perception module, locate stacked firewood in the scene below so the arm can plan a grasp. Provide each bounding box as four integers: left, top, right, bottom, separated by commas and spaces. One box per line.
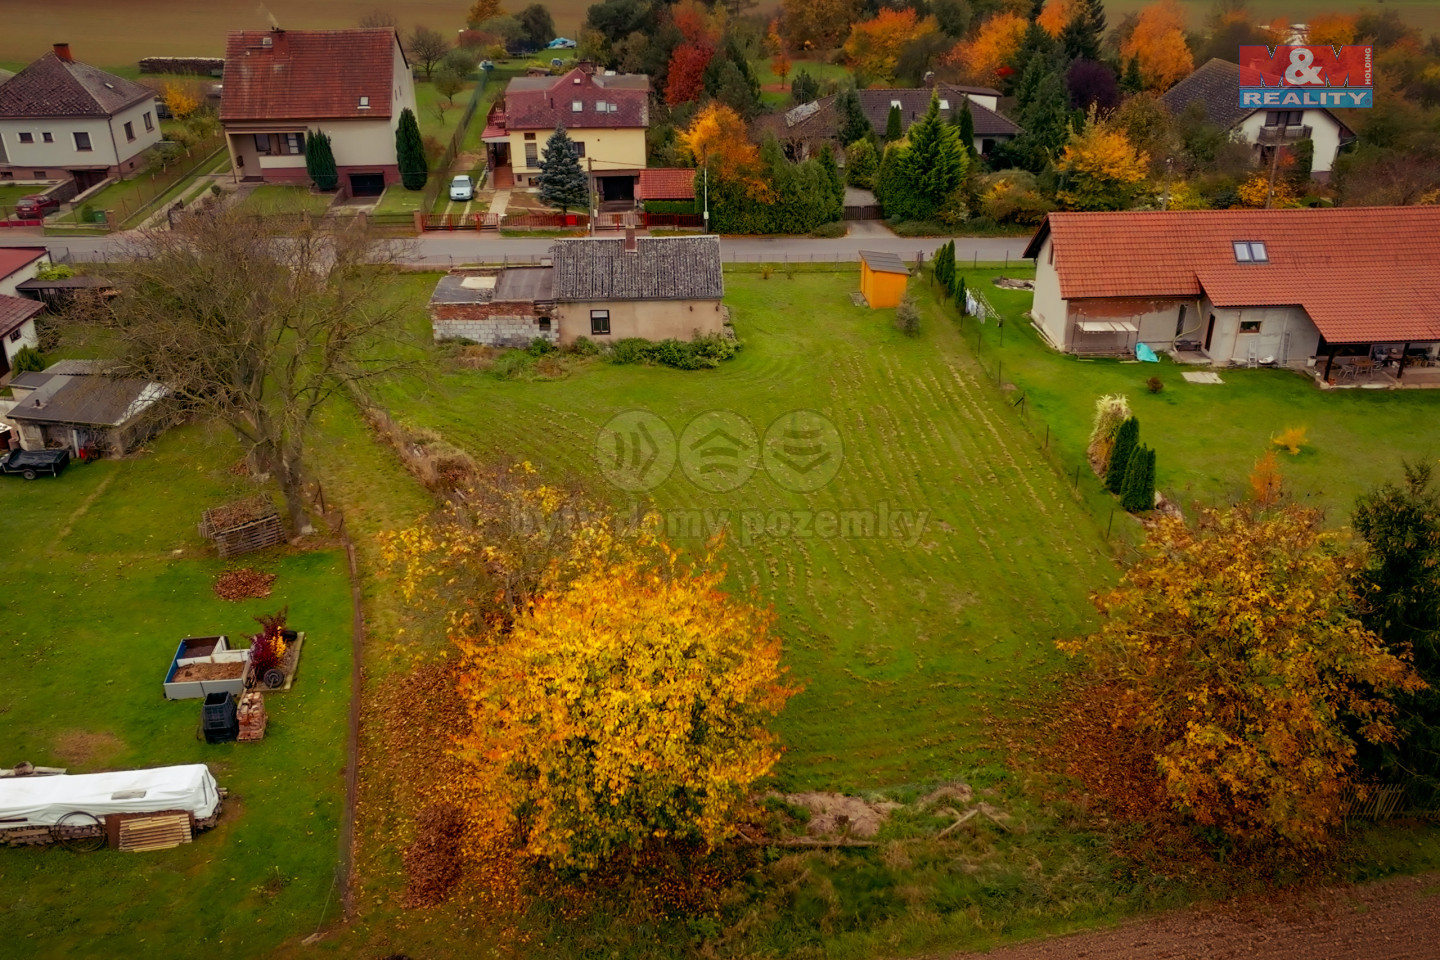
237, 692, 268, 742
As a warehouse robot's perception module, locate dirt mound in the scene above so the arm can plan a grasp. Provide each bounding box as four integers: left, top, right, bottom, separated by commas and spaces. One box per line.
214, 567, 277, 601
920, 783, 974, 808
783, 792, 903, 839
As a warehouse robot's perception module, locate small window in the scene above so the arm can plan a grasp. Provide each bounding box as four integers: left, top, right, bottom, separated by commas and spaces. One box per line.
538, 317, 551, 331
1233, 241, 1251, 262
124, 121, 135, 141
143, 111, 153, 131
524, 142, 539, 167
572, 100, 583, 112
1047, 242, 1053, 265
590, 309, 611, 336
573, 141, 585, 158
1233, 241, 1267, 263
9, 329, 21, 343
18, 132, 33, 144
73, 131, 92, 151
0, 172, 12, 180
939, 99, 950, 110
524, 132, 536, 141
359, 95, 370, 108
32, 171, 44, 179
890, 99, 901, 109
1175, 305, 1186, 336
1239, 320, 1262, 334
253, 133, 272, 155
284, 132, 304, 155
42, 132, 53, 143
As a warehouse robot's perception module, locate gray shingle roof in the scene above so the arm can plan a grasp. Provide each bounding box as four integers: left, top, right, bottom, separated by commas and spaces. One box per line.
1159, 58, 1251, 130
551, 236, 723, 302
6, 373, 166, 427
0, 52, 155, 119
765, 85, 1020, 146
860, 250, 909, 275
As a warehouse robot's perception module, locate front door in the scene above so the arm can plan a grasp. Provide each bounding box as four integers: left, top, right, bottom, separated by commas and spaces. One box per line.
1204, 314, 1216, 352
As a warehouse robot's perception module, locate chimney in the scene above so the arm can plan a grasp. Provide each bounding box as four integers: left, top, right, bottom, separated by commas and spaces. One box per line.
624, 227, 637, 253
53, 43, 73, 62
923, 70, 935, 87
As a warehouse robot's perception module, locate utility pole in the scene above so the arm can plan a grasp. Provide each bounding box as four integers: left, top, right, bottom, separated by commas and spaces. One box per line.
588, 156, 595, 235
702, 164, 709, 234
1264, 141, 1281, 209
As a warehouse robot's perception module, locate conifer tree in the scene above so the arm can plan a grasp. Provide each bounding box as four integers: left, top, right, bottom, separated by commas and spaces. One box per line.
1061, 0, 1106, 61
954, 99, 976, 157
956, 274, 967, 314
903, 91, 967, 219
1106, 416, 1139, 494
1121, 57, 1144, 95
885, 104, 903, 142
395, 108, 428, 190
1121, 443, 1151, 512
305, 130, 339, 191
837, 85, 872, 147
537, 126, 589, 215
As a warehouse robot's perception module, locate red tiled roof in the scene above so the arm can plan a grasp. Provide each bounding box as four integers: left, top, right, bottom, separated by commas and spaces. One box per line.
1025, 208, 1440, 344
0, 52, 155, 119
221, 29, 401, 122
0, 294, 42, 337
504, 68, 648, 131
637, 168, 694, 201
0, 248, 46, 281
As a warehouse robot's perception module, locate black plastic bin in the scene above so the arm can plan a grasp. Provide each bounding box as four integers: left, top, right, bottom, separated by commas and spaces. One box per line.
202, 692, 239, 744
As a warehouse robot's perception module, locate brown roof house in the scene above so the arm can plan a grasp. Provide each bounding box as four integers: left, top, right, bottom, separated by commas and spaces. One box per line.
1024, 207, 1440, 384
0, 44, 163, 189
0, 247, 50, 379
2, 360, 170, 455
762, 84, 1020, 160
430, 233, 725, 348
1160, 59, 1354, 180
220, 28, 417, 197
484, 67, 650, 201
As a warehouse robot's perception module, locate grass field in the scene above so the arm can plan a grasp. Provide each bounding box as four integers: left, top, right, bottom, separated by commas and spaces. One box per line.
0, 423, 353, 960
235, 183, 335, 216
0, 182, 51, 216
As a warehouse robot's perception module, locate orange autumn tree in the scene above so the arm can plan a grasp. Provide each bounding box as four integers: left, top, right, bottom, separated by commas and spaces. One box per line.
386, 465, 793, 872
682, 103, 767, 196
947, 11, 1027, 85
1307, 12, 1358, 48
1036, 0, 1078, 38
1056, 112, 1151, 210
1120, 0, 1193, 91
1060, 494, 1423, 851
843, 8, 938, 82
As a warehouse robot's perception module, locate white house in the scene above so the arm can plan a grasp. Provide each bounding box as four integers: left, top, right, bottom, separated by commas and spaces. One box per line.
220, 28, 416, 197
0, 44, 162, 190
1160, 58, 1352, 180
0, 247, 48, 380
1023, 208, 1440, 382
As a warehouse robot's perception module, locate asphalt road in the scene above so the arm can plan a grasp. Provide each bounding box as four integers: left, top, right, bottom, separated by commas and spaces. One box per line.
0, 228, 1033, 269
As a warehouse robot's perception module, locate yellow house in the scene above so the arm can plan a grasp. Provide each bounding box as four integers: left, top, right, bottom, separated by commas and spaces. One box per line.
859, 250, 910, 308
490, 67, 649, 202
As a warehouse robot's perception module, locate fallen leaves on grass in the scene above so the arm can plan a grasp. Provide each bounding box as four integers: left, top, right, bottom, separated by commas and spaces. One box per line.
402, 802, 467, 907
214, 567, 277, 601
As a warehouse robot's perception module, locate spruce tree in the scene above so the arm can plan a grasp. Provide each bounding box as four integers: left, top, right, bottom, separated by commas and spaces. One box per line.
537, 126, 589, 215
955, 99, 976, 157
885, 105, 903, 142
1121, 58, 1144, 95
1061, 0, 1106, 61
903, 91, 967, 220
1120, 443, 1151, 511
956, 274, 967, 315
818, 144, 844, 210
1013, 69, 1074, 172
1106, 417, 1139, 494
837, 86, 872, 147
395, 107, 428, 191
305, 130, 338, 191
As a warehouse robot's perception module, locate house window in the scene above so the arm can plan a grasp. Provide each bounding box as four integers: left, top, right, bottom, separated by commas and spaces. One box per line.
890, 99, 901, 109
525, 142, 539, 167
1047, 243, 1053, 265
253, 133, 273, 155
33, 171, 44, 179
18, 132, 33, 144
283, 132, 305, 155
573, 141, 585, 158
572, 100, 583, 112
538, 317, 551, 332
143, 111, 153, 132
42, 132, 53, 143
590, 309, 610, 335
1232, 241, 1267, 263
0, 172, 11, 180
939, 99, 950, 110
124, 121, 135, 142
1264, 110, 1303, 126
524, 132, 535, 140
8, 329, 20, 342
73, 131, 92, 151
1239, 320, 1262, 334
359, 96, 370, 108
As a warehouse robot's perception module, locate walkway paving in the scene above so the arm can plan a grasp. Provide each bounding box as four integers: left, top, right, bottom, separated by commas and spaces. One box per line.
487, 189, 511, 219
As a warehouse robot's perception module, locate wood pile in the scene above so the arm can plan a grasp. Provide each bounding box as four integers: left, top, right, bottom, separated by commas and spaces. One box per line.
237, 692, 268, 742
117, 814, 192, 852
198, 495, 286, 558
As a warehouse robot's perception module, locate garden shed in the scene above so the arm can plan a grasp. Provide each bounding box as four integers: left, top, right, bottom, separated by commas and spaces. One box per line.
859, 250, 909, 308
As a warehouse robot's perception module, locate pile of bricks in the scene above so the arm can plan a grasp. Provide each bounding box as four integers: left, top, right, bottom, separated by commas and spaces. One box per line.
237, 692, 267, 742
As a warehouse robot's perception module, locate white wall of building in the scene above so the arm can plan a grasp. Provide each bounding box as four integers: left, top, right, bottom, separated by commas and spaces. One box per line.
1200, 300, 1320, 365
1234, 109, 1345, 175
0, 254, 45, 297
1028, 236, 1069, 349
2, 319, 39, 367
0, 99, 159, 170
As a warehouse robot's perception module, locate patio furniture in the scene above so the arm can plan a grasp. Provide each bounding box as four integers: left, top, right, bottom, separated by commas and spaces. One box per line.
1351, 358, 1376, 380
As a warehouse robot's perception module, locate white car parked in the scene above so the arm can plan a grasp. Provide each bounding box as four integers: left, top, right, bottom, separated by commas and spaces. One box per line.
449, 175, 474, 201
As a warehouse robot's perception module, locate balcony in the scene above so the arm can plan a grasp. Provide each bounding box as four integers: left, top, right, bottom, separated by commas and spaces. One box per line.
1257, 124, 1312, 144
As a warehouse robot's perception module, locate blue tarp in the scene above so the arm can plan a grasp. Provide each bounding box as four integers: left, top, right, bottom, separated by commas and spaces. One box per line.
1135, 343, 1159, 363
547, 37, 576, 48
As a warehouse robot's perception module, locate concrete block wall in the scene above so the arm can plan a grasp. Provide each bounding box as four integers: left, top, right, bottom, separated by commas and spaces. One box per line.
431, 301, 557, 348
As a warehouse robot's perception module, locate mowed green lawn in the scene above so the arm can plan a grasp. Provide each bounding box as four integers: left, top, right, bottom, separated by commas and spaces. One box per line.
372, 270, 1117, 791
967, 269, 1440, 523
0, 424, 353, 960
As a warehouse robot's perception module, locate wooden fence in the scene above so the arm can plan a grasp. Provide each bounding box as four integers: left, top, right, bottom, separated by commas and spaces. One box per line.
419, 70, 493, 215
844, 204, 883, 220
1341, 782, 1440, 822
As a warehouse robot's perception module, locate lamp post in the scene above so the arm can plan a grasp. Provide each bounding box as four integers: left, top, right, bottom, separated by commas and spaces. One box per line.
703, 164, 709, 233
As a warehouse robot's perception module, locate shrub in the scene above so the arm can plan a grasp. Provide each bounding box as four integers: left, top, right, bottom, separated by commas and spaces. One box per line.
1106, 416, 1139, 494
34, 264, 75, 281
1146, 376, 1163, 394
642, 198, 698, 215
568, 336, 600, 356
810, 220, 846, 238
1272, 426, 1309, 455
605, 334, 740, 369
491, 349, 538, 380
527, 336, 556, 356
608, 337, 653, 365
895, 294, 921, 337
1088, 394, 1132, 470
11, 345, 44, 373
1120, 444, 1155, 512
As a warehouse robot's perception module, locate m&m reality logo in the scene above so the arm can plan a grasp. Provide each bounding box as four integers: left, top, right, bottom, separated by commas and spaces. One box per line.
1238, 44, 1374, 108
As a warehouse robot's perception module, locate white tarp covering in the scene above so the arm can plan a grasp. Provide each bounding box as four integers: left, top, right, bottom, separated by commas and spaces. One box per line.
0, 764, 220, 827
1077, 320, 1138, 333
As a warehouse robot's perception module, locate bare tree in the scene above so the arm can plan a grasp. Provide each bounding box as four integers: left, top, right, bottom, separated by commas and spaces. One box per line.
77, 210, 414, 534
407, 25, 450, 81
358, 9, 398, 28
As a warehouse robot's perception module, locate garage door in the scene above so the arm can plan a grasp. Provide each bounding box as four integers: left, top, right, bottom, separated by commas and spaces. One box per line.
348, 173, 385, 197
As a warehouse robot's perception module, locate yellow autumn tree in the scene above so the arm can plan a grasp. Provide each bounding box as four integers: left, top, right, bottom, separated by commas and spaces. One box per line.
1056, 113, 1150, 211
947, 11, 1027, 84
1036, 0, 1077, 38
682, 103, 767, 198
1236, 169, 1300, 208
1061, 500, 1423, 851
385, 464, 794, 873
1307, 12, 1357, 48
1120, 0, 1194, 91
843, 9, 938, 82
162, 81, 202, 119
780, 0, 860, 51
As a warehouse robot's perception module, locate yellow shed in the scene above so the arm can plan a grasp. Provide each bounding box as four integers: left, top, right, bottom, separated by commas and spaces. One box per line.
859, 250, 910, 308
